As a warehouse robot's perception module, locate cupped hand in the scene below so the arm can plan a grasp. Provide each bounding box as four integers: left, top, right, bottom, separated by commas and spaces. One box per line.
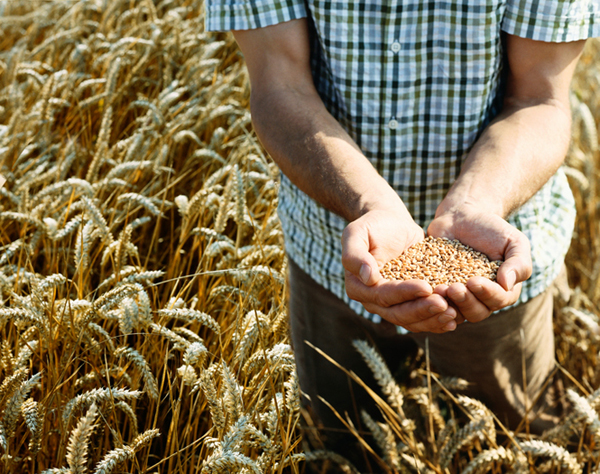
342, 208, 459, 333
428, 204, 532, 323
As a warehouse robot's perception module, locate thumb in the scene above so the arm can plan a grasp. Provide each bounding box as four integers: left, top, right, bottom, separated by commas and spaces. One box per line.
341, 221, 381, 286
498, 231, 532, 291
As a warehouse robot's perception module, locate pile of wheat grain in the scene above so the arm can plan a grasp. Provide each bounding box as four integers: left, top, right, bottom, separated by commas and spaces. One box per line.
381, 237, 500, 286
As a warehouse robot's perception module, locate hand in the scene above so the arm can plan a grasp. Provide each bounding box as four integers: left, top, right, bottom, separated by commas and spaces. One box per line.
428, 203, 532, 323
342, 208, 459, 333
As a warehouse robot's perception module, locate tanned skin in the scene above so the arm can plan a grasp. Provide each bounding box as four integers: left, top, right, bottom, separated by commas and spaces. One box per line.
233, 20, 585, 333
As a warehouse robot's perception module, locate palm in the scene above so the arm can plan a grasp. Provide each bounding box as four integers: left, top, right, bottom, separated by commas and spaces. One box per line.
342, 208, 458, 333
360, 210, 425, 266
428, 211, 512, 261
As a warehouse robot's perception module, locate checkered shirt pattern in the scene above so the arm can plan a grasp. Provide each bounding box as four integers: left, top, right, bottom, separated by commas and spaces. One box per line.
206, 0, 599, 325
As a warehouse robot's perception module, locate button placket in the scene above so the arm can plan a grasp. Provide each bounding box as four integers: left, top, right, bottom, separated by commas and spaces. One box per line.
388, 39, 401, 131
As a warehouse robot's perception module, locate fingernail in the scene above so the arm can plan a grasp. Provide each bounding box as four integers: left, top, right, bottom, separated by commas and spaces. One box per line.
359, 264, 371, 285
453, 290, 467, 303
470, 284, 483, 294
416, 290, 431, 298
438, 312, 455, 324
506, 270, 516, 291
429, 304, 445, 315
443, 321, 457, 332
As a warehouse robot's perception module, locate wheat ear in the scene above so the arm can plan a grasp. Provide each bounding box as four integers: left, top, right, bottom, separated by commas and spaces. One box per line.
353, 339, 405, 416
360, 409, 401, 470
304, 450, 360, 474
21, 397, 44, 455
518, 440, 582, 474
66, 403, 98, 474
92, 428, 159, 474
114, 347, 159, 401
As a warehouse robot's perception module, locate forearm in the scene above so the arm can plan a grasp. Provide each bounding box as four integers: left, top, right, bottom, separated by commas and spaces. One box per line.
439, 98, 571, 218
250, 85, 408, 222
440, 35, 584, 220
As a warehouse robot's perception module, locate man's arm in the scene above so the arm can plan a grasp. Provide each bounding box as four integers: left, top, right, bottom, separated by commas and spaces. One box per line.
233, 20, 396, 223
429, 35, 586, 322
233, 20, 459, 333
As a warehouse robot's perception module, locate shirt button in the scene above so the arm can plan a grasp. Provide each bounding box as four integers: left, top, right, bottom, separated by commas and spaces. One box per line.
388, 119, 398, 130
391, 41, 401, 53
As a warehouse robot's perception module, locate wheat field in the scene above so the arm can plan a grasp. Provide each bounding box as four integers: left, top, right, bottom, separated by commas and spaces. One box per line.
0, 1, 598, 473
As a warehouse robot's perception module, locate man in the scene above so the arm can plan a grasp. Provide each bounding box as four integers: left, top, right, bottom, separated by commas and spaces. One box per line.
206, 0, 598, 467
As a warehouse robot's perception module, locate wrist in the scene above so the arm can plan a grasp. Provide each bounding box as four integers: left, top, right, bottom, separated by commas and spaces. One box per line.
357, 183, 413, 222
437, 182, 506, 220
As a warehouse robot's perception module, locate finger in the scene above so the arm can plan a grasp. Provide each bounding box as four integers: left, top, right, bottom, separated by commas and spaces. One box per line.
447, 282, 491, 323
341, 221, 381, 286
362, 294, 455, 332
403, 306, 459, 333
466, 277, 521, 313
497, 231, 532, 291
345, 274, 433, 308
443, 295, 466, 324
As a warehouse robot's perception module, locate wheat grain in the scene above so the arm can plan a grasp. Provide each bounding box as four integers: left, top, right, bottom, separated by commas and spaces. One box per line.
382, 236, 500, 287
157, 307, 220, 335
209, 285, 261, 308
576, 101, 599, 155
284, 370, 300, 414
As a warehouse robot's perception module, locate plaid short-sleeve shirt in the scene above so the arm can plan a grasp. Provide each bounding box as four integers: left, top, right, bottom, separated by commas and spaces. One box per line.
207, 0, 600, 324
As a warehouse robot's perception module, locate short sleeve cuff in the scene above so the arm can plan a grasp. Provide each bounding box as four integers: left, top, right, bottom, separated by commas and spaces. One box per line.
205, 0, 308, 32
502, 0, 600, 42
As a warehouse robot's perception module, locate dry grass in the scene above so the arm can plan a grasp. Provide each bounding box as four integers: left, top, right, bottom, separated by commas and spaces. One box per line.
0, 1, 598, 473
0, 1, 300, 473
